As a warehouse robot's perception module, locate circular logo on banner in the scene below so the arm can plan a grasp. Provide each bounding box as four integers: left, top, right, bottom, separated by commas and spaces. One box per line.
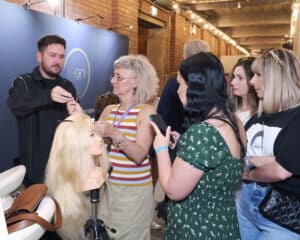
64, 48, 91, 99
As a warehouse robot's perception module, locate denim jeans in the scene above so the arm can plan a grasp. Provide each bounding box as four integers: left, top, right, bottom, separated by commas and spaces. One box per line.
236, 182, 300, 240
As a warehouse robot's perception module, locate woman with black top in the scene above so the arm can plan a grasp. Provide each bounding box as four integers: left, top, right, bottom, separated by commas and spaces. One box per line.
236, 48, 300, 240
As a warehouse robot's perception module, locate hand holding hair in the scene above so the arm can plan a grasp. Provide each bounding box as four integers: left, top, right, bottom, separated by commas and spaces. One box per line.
67, 100, 83, 115
51, 86, 74, 103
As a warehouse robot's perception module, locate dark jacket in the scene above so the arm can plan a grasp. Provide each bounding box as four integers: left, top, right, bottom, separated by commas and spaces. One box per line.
157, 77, 184, 134
157, 76, 184, 161
7, 67, 76, 185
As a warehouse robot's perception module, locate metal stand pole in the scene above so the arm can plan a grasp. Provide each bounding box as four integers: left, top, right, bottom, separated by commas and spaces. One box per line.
84, 189, 115, 240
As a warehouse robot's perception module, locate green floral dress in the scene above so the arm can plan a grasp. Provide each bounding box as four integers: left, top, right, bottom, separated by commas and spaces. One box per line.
164, 123, 242, 240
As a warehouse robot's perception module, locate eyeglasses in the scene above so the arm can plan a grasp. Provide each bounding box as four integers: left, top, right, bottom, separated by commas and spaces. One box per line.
111, 74, 136, 82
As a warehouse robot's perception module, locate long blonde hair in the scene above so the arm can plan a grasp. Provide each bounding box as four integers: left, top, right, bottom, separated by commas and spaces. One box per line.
252, 48, 300, 115
45, 113, 108, 240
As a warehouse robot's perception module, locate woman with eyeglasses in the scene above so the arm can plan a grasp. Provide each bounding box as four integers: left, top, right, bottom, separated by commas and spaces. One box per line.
236, 48, 300, 239
151, 52, 246, 239
95, 54, 158, 240
229, 57, 258, 125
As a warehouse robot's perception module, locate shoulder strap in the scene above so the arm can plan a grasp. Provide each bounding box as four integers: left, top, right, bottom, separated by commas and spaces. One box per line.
205, 115, 246, 159
12, 73, 32, 92
205, 115, 235, 129
6, 198, 62, 233
5, 184, 47, 218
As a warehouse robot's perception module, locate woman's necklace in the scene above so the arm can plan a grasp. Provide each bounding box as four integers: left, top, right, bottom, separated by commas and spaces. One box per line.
112, 103, 135, 128
106, 103, 135, 152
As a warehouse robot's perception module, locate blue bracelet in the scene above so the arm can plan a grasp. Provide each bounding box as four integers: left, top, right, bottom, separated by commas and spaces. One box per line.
155, 145, 168, 154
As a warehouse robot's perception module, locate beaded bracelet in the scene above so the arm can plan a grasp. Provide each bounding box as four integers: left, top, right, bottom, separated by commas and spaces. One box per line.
155, 145, 168, 154
113, 133, 127, 150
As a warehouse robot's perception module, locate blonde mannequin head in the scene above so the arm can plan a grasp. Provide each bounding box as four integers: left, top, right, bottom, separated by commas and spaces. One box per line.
45, 113, 108, 240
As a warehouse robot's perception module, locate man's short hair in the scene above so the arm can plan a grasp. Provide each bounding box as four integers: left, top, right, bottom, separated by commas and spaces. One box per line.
183, 40, 210, 60
37, 35, 66, 52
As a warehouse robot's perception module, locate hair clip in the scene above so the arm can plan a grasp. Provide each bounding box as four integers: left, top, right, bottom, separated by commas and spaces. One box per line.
265, 49, 284, 66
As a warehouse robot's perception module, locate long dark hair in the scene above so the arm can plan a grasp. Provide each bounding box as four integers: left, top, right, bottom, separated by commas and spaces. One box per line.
229, 56, 258, 116
179, 52, 245, 157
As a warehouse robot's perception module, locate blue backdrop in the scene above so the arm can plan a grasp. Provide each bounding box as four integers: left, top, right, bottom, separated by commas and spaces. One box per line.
0, 1, 128, 171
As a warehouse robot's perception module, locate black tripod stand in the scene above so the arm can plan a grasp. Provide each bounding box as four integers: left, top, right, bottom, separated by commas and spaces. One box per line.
84, 189, 116, 240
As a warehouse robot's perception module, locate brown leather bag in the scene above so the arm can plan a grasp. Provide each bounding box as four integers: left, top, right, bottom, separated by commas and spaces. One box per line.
4, 184, 62, 234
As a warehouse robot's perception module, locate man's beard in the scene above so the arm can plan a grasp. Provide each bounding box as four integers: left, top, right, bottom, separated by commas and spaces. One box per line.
41, 62, 62, 78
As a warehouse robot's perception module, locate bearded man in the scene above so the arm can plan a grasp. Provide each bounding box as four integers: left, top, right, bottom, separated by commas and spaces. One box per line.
7, 35, 80, 186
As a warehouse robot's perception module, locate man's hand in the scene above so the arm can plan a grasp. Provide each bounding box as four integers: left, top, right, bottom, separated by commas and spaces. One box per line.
51, 86, 74, 103
67, 100, 83, 115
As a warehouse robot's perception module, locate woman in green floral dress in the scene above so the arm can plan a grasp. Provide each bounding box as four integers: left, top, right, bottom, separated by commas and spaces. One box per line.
150, 52, 246, 239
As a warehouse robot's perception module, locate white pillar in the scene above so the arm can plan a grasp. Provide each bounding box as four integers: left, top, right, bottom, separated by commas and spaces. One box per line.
293, 10, 300, 59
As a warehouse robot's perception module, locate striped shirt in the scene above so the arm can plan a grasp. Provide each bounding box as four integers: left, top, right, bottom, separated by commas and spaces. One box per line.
105, 104, 152, 186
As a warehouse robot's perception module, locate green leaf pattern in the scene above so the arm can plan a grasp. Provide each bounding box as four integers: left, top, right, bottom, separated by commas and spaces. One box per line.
164, 123, 242, 240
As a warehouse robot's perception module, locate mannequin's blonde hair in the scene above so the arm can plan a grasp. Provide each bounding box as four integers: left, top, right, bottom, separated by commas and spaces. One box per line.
45, 113, 108, 240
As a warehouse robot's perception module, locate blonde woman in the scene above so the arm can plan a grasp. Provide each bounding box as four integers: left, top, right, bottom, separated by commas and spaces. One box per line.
236, 48, 300, 239
95, 54, 159, 240
45, 113, 109, 240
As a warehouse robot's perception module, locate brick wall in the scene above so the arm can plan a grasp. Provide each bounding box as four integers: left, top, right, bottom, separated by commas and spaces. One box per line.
67, 0, 113, 29
169, 14, 186, 74
111, 0, 138, 54
6, 0, 137, 52
168, 14, 228, 74
5, 0, 243, 81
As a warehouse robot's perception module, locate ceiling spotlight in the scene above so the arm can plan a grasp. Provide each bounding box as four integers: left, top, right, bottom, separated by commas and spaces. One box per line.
172, 3, 179, 10
197, 18, 204, 23
23, 0, 58, 10
75, 14, 104, 24
203, 24, 209, 29
172, 2, 181, 14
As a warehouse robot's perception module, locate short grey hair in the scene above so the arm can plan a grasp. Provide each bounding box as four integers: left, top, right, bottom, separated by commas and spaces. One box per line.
183, 40, 210, 59
114, 54, 159, 104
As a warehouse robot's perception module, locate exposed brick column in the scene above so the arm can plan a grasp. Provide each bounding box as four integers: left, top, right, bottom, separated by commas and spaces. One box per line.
169, 14, 186, 74
111, 0, 138, 54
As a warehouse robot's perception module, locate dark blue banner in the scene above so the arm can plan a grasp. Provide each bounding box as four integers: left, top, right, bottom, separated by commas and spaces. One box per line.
0, 1, 128, 171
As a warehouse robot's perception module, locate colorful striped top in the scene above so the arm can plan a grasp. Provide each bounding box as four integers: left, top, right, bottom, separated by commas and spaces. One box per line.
105, 104, 152, 186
